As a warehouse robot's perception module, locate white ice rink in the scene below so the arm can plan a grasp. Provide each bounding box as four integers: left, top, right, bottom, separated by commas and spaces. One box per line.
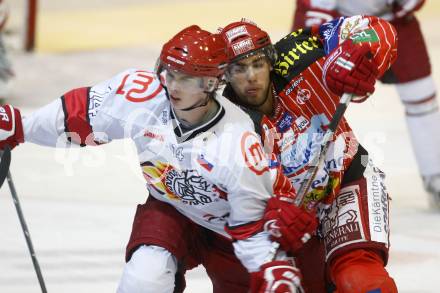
1, 1, 440, 292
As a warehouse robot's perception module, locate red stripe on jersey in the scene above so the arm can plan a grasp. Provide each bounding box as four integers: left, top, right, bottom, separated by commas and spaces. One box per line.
225, 219, 264, 241
365, 16, 398, 78
61, 87, 94, 146
273, 164, 296, 198
305, 64, 336, 116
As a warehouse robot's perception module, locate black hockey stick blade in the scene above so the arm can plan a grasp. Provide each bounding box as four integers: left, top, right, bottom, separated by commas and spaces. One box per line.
0, 146, 11, 188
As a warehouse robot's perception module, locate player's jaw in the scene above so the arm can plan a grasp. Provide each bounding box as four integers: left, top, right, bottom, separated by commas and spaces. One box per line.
237, 80, 270, 108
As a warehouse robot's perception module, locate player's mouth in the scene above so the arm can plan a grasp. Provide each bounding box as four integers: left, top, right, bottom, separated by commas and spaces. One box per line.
245, 87, 261, 97
245, 87, 261, 98
170, 94, 181, 102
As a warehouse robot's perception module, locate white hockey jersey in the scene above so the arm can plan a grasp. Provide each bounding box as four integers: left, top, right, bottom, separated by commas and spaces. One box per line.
22, 68, 294, 272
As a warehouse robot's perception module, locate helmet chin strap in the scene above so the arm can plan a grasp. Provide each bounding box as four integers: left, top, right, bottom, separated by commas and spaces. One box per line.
179, 92, 211, 111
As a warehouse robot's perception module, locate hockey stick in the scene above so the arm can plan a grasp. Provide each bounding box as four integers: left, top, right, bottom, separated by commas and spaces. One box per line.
293, 93, 354, 208
0, 146, 11, 188
2, 152, 48, 293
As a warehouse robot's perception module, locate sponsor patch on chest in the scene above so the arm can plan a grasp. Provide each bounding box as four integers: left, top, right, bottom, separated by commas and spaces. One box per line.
277, 112, 295, 133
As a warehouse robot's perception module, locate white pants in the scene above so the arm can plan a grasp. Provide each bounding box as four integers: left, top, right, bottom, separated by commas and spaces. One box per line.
117, 245, 178, 293
397, 76, 440, 177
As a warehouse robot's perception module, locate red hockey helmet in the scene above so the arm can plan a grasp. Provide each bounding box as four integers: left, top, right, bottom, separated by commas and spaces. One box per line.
219, 19, 277, 64
158, 25, 227, 78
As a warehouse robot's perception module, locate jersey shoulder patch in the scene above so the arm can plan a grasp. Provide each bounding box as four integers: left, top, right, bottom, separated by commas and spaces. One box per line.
274, 29, 325, 80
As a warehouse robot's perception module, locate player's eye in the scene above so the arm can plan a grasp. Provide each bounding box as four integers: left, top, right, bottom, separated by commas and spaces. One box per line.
231, 64, 247, 74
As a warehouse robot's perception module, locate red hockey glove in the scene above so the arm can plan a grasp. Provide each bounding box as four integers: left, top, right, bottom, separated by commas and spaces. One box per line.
0, 105, 24, 149
263, 196, 318, 254
250, 260, 303, 293
323, 40, 379, 102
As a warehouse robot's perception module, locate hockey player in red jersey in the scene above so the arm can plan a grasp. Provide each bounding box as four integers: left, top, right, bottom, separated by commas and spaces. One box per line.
0, 25, 318, 292
292, 0, 440, 209
220, 16, 398, 292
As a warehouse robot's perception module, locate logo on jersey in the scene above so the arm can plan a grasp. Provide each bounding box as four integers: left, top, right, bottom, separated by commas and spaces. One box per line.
319, 185, 366, 258
116, 71, 163, 103
296, 88, 311, 105
278, 129, 296, 152
141, 161, 220, 206
165, 169, 214, 205
285, 76, 304, 96
88, 88, 108, 118
368, 164, 389, 245
295, 116, 309, 132
274, 33, 321, 77
277, 112, 295, 133
350, 29, 379, 44
241, 131, 270, 175
280, 114, 327, 175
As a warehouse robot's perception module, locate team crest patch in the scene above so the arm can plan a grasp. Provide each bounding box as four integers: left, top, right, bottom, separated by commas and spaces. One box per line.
141, 161, 219, 206
164, 169, 214, 205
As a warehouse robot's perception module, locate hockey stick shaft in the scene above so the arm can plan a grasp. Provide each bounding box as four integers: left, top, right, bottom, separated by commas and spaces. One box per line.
0, 146, 11, 188
7, 171, 47, 293
294, 93, 353, 207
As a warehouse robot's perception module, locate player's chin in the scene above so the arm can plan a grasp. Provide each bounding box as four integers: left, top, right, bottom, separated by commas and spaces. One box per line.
170, 99, 185, 109
246, 95, 266, 107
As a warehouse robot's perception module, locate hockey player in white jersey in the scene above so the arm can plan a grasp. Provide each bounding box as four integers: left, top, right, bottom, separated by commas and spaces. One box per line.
0, 25, 318, 292
292, 0, 440, 209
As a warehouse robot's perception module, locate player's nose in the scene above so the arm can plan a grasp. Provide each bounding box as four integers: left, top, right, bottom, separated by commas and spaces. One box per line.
246, 66, 258, 80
